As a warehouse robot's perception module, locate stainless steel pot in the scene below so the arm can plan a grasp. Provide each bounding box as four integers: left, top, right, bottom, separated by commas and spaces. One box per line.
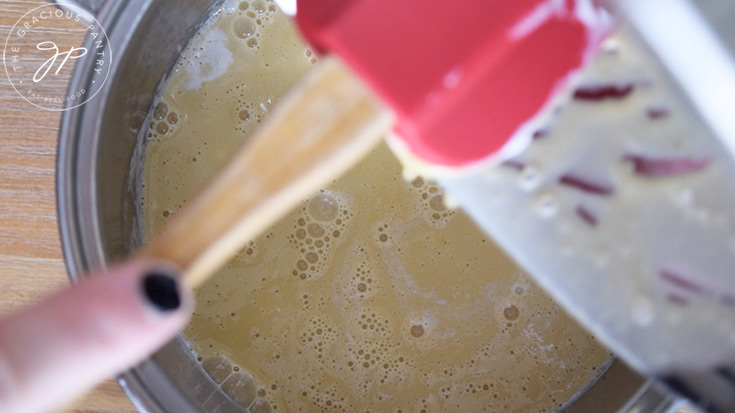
55, 0, 680, 411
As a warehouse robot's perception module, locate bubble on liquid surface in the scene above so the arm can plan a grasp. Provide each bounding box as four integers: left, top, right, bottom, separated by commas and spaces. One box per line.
156, 122, 169, 135
167, 112, 179, 124
305, 252, 319, 263
307, 223, 325, 237
307, 192, 339, 222
503, 305, 520, 321
153, 101, 168, 120
252, 0, 267, 13
295, 228, 306, 240
233, 16, 257, 39
222, 372, 257, 407
201, 356, 234, 384
429, 195, 446, 212
250, 398, 273, 413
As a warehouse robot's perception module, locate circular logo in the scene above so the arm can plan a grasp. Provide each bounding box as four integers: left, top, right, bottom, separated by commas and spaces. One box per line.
3, 4, 112, 111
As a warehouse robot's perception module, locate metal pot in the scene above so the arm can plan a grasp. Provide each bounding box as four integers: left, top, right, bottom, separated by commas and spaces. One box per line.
55, 0, 676, 410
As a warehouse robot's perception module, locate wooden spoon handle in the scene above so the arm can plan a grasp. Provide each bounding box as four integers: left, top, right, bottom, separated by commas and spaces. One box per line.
137, 56, 394, 288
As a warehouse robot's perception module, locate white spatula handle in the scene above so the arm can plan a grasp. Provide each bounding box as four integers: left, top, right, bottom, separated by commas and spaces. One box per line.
610, 0, 735, 160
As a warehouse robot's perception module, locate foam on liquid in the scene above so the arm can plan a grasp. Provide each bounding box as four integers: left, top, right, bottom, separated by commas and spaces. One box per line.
141, 2, 610, 411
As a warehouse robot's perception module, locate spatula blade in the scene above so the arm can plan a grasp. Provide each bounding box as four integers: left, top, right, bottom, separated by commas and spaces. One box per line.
432, 6, 735, 377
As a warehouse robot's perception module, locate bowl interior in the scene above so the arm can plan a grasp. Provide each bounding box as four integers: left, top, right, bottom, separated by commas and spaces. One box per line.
57, 0, 648, 411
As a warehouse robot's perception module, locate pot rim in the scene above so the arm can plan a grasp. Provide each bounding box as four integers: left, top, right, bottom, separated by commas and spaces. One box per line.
56, 0, 188, 411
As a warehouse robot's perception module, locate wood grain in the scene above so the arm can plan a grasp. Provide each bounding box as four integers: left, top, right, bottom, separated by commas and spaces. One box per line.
0, 1, 136, 411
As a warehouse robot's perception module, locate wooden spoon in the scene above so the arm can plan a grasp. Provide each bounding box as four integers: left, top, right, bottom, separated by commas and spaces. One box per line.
138, 56, 393, 288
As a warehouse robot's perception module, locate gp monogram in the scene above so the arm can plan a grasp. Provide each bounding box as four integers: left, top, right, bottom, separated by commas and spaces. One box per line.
3, 4, 112, 111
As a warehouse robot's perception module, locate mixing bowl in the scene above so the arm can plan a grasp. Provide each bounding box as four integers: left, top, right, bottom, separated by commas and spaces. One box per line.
56, 0, 689, 410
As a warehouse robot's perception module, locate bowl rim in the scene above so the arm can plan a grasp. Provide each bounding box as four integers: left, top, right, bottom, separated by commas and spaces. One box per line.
56, 0, 197, 411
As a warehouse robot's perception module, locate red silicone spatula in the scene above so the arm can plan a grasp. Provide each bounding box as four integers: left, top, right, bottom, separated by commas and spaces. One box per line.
287, 0, 613, 167
271, 1, 735, 411
144, 1, 613, 291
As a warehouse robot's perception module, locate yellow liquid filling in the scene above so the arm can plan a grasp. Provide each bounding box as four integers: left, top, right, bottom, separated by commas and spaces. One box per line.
141, 2, 610, 411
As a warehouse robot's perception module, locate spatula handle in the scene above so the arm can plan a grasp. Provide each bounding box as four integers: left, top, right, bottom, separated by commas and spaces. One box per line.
662, 368, 735, 413
137, 56, 393, 288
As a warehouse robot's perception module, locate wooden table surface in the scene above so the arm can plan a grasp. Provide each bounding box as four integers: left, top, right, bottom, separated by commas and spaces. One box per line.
1, 1, 137, 411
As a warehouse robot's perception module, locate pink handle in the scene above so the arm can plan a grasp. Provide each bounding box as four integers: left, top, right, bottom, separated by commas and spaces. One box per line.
296, 0, 612, 166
